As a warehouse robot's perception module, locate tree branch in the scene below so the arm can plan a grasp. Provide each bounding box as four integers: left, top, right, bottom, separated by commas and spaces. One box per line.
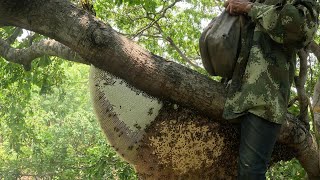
312, 78, 320, 166
279, 114, 320, 178
132, 0, 181, 38
309, 41, 320, 60
313, 78, 320, 131
6, 27, 22, 44
295, 49, 310, 129
165, 36, 202, 69
0, 38, 88, 70
154, 22, 202, 69
288, 96, 298, 108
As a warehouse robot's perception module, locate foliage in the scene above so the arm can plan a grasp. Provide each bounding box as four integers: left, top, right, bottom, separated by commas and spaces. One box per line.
95, 0, 219, 68
0, 24, 136, 179
0, 63, 136, 179
267, 159, 306, 180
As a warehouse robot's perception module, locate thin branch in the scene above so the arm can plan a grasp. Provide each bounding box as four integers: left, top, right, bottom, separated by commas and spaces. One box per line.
309, 57, 314, 94
139, 34, 163, 38
27, 32, 37, 46
165, 36, 202, 69
159, 0, 182, 16
6, 27, 22, 44
0, 38, 87, 70
132, 0, 181, 38
120, 32, 162, 39
154, 22, 202, 69
215, 0, 224, 12
126, 0, 201, 69
296, 49, 310, 129
288, 96, 299, 108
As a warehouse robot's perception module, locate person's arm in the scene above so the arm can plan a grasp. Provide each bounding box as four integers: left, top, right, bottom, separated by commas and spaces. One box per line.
249, 0, 319, 48
225, 0, 319, 48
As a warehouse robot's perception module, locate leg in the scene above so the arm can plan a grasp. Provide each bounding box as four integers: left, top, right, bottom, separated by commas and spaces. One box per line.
238, 113, 281, 180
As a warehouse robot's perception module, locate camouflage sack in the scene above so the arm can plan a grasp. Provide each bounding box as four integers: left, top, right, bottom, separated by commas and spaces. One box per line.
199, 11, 242, 78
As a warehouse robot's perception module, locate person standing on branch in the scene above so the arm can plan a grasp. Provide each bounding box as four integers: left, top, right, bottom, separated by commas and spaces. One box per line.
222, 0, 319, 179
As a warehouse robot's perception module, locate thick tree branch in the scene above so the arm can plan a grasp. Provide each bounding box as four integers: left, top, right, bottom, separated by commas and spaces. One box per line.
0, 38, 87, 70
309, 41, 320, 60
312, 78, 320, 157
295, 49, 310, 129
279, 115, 320, 179
0, 0, 312, 135
313, 79, 320, 127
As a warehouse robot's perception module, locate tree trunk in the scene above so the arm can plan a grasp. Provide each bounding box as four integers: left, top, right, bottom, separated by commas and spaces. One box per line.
0, 0, 319, 178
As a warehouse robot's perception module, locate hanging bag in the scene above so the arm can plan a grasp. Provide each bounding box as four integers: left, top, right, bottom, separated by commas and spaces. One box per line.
199, 11, 242, 79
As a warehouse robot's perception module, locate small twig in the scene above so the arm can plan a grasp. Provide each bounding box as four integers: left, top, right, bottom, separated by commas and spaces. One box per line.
132, 0, 181, 38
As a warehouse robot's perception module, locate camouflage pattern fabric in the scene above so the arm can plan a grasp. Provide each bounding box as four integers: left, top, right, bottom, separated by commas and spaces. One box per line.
223, 0, 319, 124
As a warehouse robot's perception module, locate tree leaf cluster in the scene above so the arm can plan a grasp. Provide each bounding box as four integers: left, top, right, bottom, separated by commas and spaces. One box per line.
0, 64, 136, 179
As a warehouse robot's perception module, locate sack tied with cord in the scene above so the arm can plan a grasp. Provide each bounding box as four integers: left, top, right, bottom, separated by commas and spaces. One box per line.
199, 10, 253, 79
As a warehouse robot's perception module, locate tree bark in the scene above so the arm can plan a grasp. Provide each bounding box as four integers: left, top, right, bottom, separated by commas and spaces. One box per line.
0, 0, 319, 178
0, 38, 87, 70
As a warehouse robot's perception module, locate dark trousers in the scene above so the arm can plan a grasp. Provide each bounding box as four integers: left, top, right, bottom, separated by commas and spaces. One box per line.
238, 113, 281, 180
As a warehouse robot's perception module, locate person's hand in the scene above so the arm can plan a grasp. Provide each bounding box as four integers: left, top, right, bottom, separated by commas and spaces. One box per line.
224, 0, 253, 15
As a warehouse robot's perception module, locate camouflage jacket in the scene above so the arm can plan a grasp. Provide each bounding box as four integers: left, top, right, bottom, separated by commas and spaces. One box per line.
223, 0, 319, 124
